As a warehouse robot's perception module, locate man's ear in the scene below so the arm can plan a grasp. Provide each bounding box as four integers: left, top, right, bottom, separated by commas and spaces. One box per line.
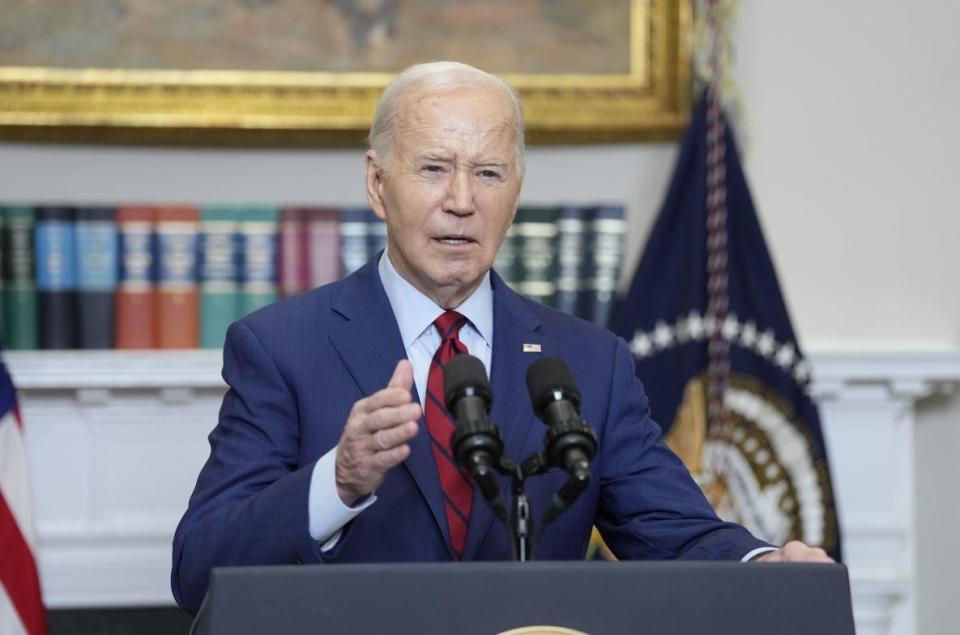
365, 150, 388, 221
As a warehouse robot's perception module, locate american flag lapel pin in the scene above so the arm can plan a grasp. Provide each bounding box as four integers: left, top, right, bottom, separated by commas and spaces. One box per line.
522, 343, 541, 353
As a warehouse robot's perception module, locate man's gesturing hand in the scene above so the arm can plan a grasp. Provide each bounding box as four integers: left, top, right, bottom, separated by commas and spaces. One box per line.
335, 360, 421, 506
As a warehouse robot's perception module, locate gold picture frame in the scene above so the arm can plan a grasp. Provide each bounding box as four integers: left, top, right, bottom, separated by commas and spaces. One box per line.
0, 0, 690, 146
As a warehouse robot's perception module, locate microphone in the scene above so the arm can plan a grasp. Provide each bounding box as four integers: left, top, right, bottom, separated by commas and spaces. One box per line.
525, 357, 597, 526
443, 354, 505, 508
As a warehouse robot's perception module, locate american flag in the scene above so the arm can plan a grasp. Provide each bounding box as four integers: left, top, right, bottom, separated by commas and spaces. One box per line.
0, 353, 46, 635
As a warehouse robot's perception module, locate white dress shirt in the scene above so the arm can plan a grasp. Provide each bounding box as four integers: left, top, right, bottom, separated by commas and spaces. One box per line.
307, 250, 492, 548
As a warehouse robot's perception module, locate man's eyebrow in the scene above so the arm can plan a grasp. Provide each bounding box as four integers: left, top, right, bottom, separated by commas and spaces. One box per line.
414, 153, 511, 169
470, 159, 510, 168
417, 152, 453, 162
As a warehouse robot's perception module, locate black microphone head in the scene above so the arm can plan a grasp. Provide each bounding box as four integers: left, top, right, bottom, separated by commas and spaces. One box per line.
526, 356, 581, 417
443, 353, 492, 411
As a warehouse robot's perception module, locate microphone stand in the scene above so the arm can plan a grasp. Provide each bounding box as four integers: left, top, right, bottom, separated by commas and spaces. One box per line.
477, 447, 590, 562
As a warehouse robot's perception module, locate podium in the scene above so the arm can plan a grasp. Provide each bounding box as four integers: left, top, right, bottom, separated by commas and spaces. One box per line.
192, 561, 855, 635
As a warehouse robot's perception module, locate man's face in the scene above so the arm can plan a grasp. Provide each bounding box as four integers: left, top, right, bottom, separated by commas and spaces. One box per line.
366, 85, 523, 308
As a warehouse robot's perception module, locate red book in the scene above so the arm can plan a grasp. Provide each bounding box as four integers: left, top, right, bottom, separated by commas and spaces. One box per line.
278, 207, 309, 297
115, 206, 156, 349
155, 206, 199, 348
306, 207, 341, 288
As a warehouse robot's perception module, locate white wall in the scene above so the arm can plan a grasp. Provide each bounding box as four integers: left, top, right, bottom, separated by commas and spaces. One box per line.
2, 0, 958, 630
735, 0, 960, 351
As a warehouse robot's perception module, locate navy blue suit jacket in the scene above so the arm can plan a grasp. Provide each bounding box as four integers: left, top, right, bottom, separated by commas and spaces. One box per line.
172, 260, 768, 613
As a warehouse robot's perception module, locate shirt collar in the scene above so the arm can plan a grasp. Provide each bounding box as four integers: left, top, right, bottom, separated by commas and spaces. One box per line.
378, 249, 493, 349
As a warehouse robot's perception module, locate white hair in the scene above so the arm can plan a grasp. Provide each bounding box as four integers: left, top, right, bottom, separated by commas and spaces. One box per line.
367, 61, 526, 172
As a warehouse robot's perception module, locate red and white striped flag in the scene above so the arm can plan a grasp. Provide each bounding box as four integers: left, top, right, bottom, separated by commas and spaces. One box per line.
0, 355, 46, 635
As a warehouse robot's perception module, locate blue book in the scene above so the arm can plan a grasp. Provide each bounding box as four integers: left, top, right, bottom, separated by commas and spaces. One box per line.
35, 206, 78, 349
75, 207, 118, 349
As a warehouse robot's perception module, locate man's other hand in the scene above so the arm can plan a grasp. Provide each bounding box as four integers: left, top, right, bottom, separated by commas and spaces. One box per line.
756, 540, 835, 563
335, 360, 421, 506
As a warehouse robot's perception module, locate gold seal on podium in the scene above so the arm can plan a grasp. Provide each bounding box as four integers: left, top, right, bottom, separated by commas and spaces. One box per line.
496, 627, 590, 635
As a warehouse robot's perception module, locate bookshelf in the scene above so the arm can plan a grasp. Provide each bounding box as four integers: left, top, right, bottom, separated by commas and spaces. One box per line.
1, 202, 627, 352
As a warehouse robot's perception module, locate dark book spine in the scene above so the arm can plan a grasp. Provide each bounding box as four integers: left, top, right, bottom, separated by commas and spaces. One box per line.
75, 207, 118, 349
0, 210, 4, 338
35, 206, 78, 349
1, 206, 38, 349
515, 206, 559, 307
339, 208, 370, 278
493, 224, 521, 288
582, 205, 626, 327
555, 206, 589, 316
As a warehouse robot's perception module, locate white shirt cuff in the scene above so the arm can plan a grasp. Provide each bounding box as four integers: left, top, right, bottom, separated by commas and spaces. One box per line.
308, 448, 377, 549
741, 546, 779, 562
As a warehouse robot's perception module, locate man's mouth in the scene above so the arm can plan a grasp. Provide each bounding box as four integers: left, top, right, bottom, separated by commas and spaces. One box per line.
434, 236, 474, 245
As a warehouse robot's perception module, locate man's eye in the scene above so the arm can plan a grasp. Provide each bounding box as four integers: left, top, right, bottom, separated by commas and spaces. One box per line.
479, 169, 502, 178
422, 164, 445, 173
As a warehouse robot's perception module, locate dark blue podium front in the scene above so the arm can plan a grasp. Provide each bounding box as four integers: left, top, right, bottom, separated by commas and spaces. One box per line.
192, 561, 855, 635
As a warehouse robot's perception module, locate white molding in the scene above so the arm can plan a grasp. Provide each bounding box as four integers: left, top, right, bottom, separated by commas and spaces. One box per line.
5, 350, 225, 389
809, 351, 960, 400
8, 349, 960, 391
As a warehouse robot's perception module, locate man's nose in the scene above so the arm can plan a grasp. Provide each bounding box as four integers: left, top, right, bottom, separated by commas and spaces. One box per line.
444, 168, 475, 216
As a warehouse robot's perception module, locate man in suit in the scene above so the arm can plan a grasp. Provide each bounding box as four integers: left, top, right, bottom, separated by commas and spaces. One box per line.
172, 61, 831, 615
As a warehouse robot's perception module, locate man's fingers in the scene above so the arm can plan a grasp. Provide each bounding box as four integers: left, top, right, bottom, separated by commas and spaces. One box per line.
387, 359, 414, 390
356, 386, 413, 415
373, 443, 411, 470
371, 421, 419, 451
364, 402, 422, 433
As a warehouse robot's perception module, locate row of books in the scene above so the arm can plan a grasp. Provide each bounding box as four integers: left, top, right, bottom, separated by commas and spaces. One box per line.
0, 204, 625, 350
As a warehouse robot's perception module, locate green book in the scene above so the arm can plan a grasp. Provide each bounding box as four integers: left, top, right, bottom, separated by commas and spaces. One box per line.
199, 207, 242, 349
493, 223, 521, 289
514, 206, 559, 307
238, 207, 279, 317
1, 205, 38, 349
0, 209, 4, 339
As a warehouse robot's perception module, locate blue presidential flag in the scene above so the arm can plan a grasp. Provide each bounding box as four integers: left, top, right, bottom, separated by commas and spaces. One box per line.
612, 95, 842, 561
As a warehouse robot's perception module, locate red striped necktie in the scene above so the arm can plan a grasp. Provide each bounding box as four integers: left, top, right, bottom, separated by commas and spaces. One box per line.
425, 310, 474, 559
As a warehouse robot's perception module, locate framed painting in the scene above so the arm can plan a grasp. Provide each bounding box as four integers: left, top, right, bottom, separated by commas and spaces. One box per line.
0, 0, 691, 145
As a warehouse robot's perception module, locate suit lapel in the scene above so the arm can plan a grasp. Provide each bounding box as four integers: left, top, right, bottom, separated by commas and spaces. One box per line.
463, 272, 549, 560
327, 261, 451, 555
